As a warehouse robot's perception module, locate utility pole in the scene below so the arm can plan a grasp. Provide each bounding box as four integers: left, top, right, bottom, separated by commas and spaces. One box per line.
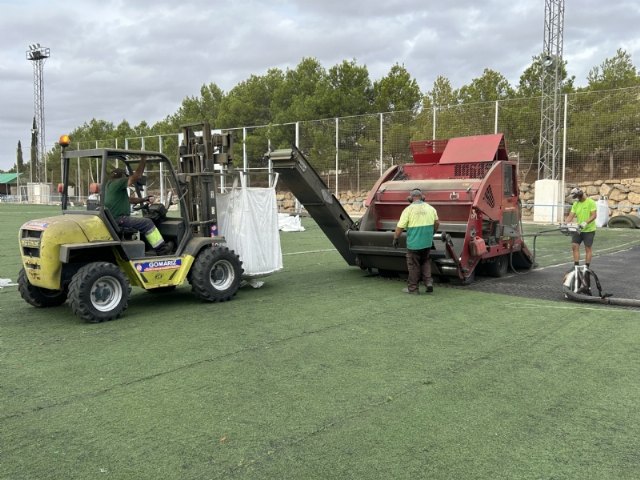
537, 0, 564, 180
26, 43, 50, 184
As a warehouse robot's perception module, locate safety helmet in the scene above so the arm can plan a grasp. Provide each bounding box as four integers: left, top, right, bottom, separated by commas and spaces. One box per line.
569, 187, 583, 199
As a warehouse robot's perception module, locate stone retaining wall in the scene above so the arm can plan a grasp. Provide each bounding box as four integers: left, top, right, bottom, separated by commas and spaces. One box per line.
520, 177, 640, 220
277, 190, 369, 216
278, 177, 640, 220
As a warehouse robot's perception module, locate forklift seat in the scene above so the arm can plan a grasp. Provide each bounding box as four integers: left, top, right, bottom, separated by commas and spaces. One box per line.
103, 208, 138, 240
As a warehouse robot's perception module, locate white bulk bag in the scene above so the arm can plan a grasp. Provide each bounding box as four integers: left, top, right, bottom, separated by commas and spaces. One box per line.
217, 186, 283, 277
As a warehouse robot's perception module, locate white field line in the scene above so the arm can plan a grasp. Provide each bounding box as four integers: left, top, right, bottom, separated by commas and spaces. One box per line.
534, 241, 640, 271
502, 302, 640, 314
284, 249, 336, 256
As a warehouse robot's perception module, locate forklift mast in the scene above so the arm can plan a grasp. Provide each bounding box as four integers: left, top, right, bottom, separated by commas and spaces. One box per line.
178, 122, 234, 237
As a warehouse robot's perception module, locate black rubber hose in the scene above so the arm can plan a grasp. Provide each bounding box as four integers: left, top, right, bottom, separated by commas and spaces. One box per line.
563, 288, 640, 307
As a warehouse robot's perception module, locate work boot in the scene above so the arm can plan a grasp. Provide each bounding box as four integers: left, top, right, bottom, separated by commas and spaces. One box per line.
402, 287, 419, 295
155, 241, 174, 256
425, 281, 434, 293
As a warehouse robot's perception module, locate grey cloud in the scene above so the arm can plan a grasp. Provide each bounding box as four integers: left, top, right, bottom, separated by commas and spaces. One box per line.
1, 0, 639, 170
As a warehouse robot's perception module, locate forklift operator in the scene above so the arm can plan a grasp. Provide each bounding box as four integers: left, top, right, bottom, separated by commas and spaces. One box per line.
104, 155, 172, 255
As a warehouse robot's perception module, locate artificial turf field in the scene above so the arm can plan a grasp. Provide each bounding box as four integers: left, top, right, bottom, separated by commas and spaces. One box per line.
1, 204, 640, 479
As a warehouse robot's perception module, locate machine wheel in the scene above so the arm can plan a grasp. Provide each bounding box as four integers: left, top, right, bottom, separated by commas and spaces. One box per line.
190, 247, 243, 302
485, 255, 509, 278
458, 268, 476, 286
17, 268, 67, 307
68, 262, 131, 323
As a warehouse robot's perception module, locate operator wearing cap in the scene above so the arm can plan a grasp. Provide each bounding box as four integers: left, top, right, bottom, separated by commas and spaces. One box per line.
393, 188, 439, 294
564, 187, 597, 269
105, 156, 173, 256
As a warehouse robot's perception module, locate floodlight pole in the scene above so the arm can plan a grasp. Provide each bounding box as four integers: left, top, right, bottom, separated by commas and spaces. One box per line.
537, 0, 564, 180
26, 44, 51, 184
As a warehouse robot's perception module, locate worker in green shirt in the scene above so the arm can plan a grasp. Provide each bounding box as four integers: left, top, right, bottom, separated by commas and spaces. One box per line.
564, 187, 597, 268
105, 155, 173, 256
393, 188, 439, 294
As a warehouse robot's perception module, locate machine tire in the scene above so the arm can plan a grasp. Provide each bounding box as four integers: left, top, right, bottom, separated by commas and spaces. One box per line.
485, 255, 509, 277
68, 262, 131, 323
18, 268, 67, 307
458, 268, 476, 285
190, 247, 243, 302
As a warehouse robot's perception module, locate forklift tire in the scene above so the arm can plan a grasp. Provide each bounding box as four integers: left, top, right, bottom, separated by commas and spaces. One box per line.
18, 268, 67, 307
68, 262, 131, 323
485, 255, 509, 277
190, 247, 243, 302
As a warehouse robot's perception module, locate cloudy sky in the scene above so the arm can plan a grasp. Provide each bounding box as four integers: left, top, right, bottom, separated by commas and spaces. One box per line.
1, 0, 639, 171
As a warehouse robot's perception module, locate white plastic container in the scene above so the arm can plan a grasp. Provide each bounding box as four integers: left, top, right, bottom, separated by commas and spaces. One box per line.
596, 196, 609, 228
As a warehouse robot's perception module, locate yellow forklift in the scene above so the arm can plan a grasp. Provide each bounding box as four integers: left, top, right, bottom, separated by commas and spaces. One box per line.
18, 124, 244, 323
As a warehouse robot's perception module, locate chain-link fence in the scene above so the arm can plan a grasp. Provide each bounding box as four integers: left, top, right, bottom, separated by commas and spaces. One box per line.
8, 86, 640, 207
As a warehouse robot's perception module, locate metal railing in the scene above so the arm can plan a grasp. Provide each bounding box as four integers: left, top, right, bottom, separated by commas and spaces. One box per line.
11, 86, 640, 211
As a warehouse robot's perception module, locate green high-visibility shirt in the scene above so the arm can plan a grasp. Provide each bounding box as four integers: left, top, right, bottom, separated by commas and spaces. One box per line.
570, 197, 597, 233
396, 201, 439, 250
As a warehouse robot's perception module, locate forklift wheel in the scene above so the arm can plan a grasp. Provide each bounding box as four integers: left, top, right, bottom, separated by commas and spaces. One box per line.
190, 247, 243, 302
18, 268, 67, 307
68, 262, 131, 323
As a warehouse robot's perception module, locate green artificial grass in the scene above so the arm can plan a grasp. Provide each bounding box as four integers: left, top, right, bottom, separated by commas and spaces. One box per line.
1, 204, 640, 479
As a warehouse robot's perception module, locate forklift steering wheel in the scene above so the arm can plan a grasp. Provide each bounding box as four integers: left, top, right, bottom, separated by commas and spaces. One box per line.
132, 197, 152, 212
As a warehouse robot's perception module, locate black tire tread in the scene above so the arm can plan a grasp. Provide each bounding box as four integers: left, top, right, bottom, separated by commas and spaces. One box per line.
68, 262, 131, 323
17, 268, 67, 307
486, 255, 509, 278
190, 247, 243, 302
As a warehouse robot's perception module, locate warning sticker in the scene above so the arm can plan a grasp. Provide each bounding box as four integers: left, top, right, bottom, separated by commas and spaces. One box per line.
135, 259, 182, 272
23, 221, 49, 230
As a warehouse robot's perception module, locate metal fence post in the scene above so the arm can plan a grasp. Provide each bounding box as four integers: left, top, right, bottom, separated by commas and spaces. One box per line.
561, 93, 568, 214
379, 113, 384, 176
158, 135, 164, 202
242, 127, 247, 171
495, 101, 499, 134
335, 117, 339, 195
433, 107, 437, 140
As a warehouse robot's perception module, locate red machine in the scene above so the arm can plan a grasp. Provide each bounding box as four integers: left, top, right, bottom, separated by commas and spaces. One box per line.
270, 133, 533, 283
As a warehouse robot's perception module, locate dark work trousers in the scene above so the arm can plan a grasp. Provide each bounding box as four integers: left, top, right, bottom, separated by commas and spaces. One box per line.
406, 248, 432, 292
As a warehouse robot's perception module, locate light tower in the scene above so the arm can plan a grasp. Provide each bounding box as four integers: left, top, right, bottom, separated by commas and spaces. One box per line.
26, 43, 50, 184
537, 0, 564, 180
